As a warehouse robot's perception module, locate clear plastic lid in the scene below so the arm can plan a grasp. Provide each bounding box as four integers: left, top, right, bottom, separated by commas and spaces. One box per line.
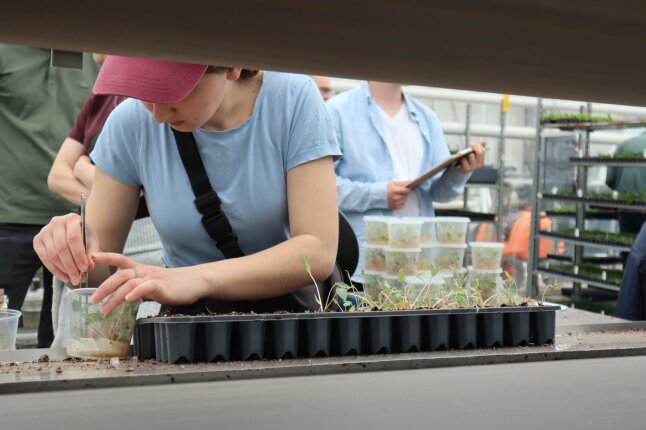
429, 243, 468, 249
403, 216, 436, 222
469, 242, 504, 248
363, 242, 387, 249
434, 216, 470, 223
363, 269, 385, 276
468, 266, 503, 274
383, 246, 422, 253
363, 215, 396, 222
388, 218, 424, 225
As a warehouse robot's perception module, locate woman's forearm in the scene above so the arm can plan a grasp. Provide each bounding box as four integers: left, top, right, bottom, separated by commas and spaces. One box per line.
194, 233, 336, 301
48, 138, 92, 206
48, 171, 90, 206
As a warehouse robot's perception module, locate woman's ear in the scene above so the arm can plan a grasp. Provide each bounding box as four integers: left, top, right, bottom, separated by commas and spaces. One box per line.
226, 68, 242, 81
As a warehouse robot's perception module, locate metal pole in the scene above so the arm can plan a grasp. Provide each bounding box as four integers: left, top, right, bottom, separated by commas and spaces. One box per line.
463, 104, 472, 210
527, 98, 543, 298
497, 96, 508, 241
573, 103, 592, 300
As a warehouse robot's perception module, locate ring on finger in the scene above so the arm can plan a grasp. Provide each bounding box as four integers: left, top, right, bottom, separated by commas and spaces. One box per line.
133, 266, 140, 279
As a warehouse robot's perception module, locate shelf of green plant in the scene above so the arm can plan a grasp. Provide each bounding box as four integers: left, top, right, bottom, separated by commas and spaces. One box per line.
546, 253, 623, 265
544, 209, 617, 220
536, 268, 620, 292
541, 194, 646, 211
538, 231, 632, 252
542, 121, 646, 131
568, 157, 646, 166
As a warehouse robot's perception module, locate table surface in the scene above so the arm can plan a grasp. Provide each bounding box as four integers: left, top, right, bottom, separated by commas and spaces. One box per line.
3, 355, 646, 430
2, 307, 646, 429
1, 307, 645, 395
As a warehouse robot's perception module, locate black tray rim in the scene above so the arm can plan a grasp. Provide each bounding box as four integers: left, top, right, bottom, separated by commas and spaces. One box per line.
136, 305, 561, 325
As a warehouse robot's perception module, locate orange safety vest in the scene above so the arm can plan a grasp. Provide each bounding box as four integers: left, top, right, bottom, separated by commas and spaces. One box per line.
473, 209, 564, 259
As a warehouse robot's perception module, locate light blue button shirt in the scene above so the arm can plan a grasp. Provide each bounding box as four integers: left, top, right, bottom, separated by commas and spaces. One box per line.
91, 72, 341, 268
326, 82, 471, 278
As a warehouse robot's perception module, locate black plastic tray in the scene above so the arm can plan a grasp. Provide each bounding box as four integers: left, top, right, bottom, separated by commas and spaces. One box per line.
134, 306, 560, 363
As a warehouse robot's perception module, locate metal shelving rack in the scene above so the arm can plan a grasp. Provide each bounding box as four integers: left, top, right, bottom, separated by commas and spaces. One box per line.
527, 101, 646, 298
437, 97, 508, 239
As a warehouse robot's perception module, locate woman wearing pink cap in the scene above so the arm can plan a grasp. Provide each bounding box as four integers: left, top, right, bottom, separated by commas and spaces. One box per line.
33, 56, 342, 314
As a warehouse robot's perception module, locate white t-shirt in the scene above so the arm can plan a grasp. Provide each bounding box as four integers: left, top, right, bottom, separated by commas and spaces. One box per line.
378, 103, 423, 217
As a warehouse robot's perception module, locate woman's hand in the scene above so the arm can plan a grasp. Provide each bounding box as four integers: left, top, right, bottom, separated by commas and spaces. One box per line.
89, 253, 205, 314
457, 141, 487, 173
33, 213, 100, 285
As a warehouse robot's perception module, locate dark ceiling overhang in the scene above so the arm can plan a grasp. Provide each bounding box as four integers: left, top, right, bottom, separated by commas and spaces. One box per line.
1, 0, 645, 106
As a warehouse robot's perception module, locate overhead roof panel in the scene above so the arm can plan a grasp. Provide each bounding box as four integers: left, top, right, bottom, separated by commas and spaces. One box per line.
1, 0, 644, 105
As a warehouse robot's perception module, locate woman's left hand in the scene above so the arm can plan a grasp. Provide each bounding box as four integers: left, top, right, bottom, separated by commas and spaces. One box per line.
89, 252, 204, 314
457, 141, 487, 173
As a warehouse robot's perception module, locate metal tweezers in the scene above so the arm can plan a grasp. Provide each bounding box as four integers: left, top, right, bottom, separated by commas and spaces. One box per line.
80, 193, 88, 288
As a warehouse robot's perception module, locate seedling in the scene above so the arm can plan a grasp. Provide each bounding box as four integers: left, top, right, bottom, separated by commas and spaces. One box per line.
483, 272, 525, 307
67, 295, 139, 359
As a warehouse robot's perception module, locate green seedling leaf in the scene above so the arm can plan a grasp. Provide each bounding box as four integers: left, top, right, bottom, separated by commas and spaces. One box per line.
397, 269, 405, 283
301, 257, 312, 273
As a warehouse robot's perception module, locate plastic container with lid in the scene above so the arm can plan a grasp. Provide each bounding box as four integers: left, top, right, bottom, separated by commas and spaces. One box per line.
363, 215, 394, 245
435, 217, 470, 244
384, 247, 420, 276
420, 217, 437, 245
418, 245, 434, 271
429, 243, 467, 270
468, 267, 503, 298
65, 288, 141, 359
469, 242, 504, 270
363, 270, 385, 300
363, 243, 387, 272
0, 309, 21, 350
388, 218, 423, 248
381, 274, 403, 289
401, 276, 434, 300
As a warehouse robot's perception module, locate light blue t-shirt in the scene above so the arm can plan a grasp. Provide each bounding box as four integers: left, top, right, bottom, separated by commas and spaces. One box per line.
91, 72, 341, 268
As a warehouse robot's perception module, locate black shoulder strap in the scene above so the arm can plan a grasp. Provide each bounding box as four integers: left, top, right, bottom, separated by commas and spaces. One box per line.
171, 129, 245, 259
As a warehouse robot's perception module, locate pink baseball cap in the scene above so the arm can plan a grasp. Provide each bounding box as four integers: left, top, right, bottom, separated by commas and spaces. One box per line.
93, 56, 209, 104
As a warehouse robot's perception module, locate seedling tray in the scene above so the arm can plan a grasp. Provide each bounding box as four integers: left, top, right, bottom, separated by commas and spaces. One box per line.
569, 156, 646, 164
541, 193, 646, 207
134, 306, 559, 363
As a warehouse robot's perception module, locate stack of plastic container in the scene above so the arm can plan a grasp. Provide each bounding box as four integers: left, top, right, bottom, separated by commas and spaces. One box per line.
430, 217, 469, 274
362, 216, 393, 300
468, 242, 505, 297
362, 216, 476, 299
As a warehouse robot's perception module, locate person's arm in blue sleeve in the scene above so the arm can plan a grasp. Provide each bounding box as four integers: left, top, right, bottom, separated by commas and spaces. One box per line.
336, 176, 390, 212
418, 114, 471, 202
329, 106, 391, 212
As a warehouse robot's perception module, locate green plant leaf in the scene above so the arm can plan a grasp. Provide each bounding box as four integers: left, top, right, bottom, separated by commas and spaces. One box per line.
301, 256, 312, 273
